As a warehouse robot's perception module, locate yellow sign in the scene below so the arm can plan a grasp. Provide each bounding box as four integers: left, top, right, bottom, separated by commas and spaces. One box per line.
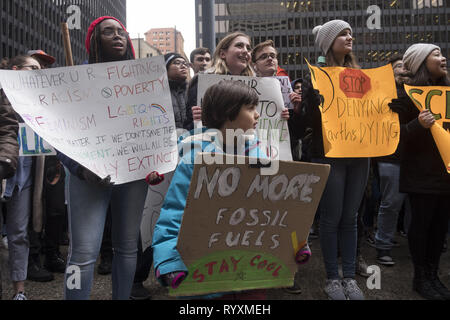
404, 85, 450, 173
307, 62, 399, 157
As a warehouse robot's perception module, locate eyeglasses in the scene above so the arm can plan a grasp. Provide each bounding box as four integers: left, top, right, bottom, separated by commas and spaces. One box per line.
172, 60, 189, 68
18, 65, 40, 70
101, 28, 129, 39
255, 53, 277, 62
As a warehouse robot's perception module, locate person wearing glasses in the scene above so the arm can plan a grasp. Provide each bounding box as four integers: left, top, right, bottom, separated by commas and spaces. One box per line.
165, 53, 190, 130
57, 16, 156, 300
0, 55, 43, 300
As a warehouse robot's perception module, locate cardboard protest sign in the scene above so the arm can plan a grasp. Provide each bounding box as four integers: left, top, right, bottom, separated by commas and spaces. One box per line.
197, 74, 293, 161
0, 56, 178, 184
170, 153, 330, 297
275, 76, 294, 109
307, 62, 400, 157
140, 171, 174, 250
404, 85, 450, 173
18, 123, 56, 156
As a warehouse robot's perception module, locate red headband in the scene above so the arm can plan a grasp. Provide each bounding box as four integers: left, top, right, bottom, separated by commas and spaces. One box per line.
85, 16, 135, 58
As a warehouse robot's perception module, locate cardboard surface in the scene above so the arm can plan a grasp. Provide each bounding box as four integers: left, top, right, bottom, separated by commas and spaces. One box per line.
170, 153, 330, 297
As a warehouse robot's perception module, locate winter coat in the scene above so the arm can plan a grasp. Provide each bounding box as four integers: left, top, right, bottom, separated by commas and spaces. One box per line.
185, 74, 200, 131
152, 128, 264, 297
288, 72, 323, 158
0, 91, 19, 179
1, 91, 45, 232
169, 79, 188, 129
389, 88, 450, 195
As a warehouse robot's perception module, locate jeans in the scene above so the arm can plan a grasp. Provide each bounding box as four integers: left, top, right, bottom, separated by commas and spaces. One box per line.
375, 162, 408, 251
314, 157, 369, 280
5, 187, 32, 282
64, 173, 148, 300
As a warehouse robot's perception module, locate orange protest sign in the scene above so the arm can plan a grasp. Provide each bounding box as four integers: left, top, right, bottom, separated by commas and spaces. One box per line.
307, 62, 399, 157
404, 85, 450, 173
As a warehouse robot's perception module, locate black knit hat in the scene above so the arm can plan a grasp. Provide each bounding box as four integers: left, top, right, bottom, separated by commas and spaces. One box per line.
164, 52, 185, 69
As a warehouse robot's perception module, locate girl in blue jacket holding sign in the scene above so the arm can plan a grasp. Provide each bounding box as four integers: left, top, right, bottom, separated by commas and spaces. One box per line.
152, 80, 271, 299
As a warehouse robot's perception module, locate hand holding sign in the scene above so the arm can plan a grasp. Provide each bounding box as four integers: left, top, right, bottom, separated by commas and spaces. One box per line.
170, 153, 330, 297
0, 56, 178, 184
418, 109, 436, 128
307, 61, 400, 158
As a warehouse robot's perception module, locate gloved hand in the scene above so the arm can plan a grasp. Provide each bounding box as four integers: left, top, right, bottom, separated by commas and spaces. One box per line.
295, 244, 311, 265
146, 171, 165, 186
157, 270, 187, 289
78, 167, 114, 187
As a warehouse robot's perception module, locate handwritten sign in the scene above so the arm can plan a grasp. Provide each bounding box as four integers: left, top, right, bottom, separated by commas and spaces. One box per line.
18, 123, 56, 156
140, 171, 174, 250
170, 153, 330, 297
275, 76, 294, 109
0, 56, 178, 184
405, 85, 450, 173
198, 74, 293, 161
307, 62, 400, 157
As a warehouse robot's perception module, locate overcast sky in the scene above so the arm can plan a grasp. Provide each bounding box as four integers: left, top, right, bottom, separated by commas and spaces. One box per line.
126, 0, 197, 57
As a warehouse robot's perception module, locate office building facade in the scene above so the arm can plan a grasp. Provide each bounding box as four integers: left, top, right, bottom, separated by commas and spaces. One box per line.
132, 38, 162, 59
1, 0, 127, 66
145, 28, 185, 56
195, 0, 449, 80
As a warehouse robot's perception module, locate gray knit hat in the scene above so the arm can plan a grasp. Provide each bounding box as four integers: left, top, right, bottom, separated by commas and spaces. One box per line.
312, 20, 352, 55
403, 43, 440, 75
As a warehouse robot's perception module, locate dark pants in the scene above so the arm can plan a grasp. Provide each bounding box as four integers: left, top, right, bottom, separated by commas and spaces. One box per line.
99, 207, 113, 261
408, 193, 450, 267
134, 234, 153, 284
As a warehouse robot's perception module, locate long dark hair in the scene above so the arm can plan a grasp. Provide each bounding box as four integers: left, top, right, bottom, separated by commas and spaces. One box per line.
404, 62, 450, 86
325, 50, 360, 68
88, 21, 134, 64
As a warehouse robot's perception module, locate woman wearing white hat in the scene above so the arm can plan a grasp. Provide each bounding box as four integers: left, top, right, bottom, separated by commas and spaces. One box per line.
389, 43, 450, 300
290, 19, 368, 300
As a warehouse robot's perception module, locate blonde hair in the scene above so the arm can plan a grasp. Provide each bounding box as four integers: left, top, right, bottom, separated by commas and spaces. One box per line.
210, 32, 255, 76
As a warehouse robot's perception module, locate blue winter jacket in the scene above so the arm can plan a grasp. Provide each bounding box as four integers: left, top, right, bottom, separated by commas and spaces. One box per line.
152, 127, 265, 286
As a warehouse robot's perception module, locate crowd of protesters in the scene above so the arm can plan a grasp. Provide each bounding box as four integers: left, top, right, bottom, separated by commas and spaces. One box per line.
0, 15, 449, 301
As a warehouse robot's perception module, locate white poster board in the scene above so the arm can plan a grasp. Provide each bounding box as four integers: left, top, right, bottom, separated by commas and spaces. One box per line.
197, 74, 293, 161
0, 56, 178, 184
276, 76, 294, 110
140, 171, 174, 250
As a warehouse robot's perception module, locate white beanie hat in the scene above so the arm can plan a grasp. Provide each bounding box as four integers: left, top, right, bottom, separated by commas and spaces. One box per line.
403, 43, 440, 75
312, 20, 352, 55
